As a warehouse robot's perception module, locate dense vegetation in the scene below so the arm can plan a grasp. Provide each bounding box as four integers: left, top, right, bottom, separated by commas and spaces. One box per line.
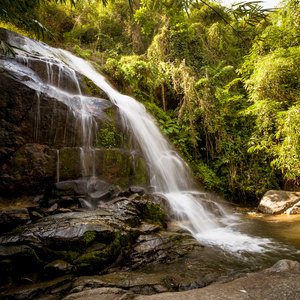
1, 0, 299, 204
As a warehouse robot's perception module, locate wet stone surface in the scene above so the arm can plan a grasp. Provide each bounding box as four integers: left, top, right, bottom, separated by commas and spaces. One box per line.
0, 181, 219, 299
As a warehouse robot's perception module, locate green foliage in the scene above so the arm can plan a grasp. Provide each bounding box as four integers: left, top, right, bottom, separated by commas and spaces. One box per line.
4, 0, 299, 203
73, 44, 93, 59
195, 160, 223, 192
243, 1, 300, 185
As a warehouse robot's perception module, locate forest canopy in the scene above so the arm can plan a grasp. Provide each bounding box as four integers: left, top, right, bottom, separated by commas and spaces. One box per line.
1, 0, 299, 203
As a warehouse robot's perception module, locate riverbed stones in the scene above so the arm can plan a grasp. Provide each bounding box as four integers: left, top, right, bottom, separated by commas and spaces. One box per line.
258, 190, 300, 214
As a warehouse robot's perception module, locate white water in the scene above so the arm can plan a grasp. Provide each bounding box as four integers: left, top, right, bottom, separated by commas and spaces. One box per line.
7, 32, 276, 254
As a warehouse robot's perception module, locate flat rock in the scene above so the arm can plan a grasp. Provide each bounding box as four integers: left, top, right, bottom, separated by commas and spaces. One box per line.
0, 209, 123, 247
134, 260, 300, 300
62, 287, 134, 300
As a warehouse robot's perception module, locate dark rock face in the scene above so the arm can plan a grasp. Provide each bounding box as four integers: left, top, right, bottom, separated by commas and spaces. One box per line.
0, 28, 147, 197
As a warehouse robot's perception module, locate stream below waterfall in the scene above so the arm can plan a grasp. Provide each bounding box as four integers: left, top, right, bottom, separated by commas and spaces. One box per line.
5, 30, 300, 278
143, 210, 300, 280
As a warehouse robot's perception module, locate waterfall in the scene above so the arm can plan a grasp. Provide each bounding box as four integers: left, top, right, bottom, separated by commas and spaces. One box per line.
6, 32, 274, 254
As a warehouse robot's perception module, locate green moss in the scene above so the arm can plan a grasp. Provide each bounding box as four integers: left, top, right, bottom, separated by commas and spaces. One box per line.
172, 235, 183, 243
75, 230, 125, 273
127, 216, 141, 227
18, 248, 40, 264
140, 203, 167, 228
59, 148, 76, 179
104, 106, 115, 119
132, 157, 147, 185
95, 122, 123, 149
83, 231, 97, 244
49, 250, 80, 265
101, 150, 131, 188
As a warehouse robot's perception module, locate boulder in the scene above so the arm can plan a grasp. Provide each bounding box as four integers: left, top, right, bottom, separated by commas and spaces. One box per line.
258, 190, 300, 214
287, 201, 300, 215
44, 260, 73, 276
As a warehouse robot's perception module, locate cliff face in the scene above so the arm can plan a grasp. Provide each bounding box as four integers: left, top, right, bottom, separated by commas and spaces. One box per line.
0, 28, 147, 198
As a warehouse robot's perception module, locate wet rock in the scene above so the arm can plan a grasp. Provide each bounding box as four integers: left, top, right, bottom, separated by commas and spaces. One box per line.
30, 211, 44, 220
68, 272, 169, 295
268, 259, 300, 272
0, 29, 147, 199
62, 287, 134, 300
45, 203, 59, 214
129, 232, 203, 269
258, 190, 300, 214
138, 223, 162, 233
0, 192, 205, 288
0, 143, 56, 197
90, 190, 112, 201
78, 198, 94, 209
129, 187, 146, 196
0, 197, 39, 232
1, 275, 73, 300
0, 208, 30, 233
56, 208, 73, 214
0, 245, 41, 284
87, 178, 111, 194
134, 260, 300, 300
128, 193, 141, 201
150, 193, 171, 218
44, 260, 73, 277
166, 221, 190, 234
118, 190, 131, 198
55, 180, 87, 196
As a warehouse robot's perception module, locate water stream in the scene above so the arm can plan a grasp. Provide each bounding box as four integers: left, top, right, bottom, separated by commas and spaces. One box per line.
6, 32, 300, 264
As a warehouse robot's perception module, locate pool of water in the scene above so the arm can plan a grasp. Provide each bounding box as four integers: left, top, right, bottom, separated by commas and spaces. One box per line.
141, 207, 300, 286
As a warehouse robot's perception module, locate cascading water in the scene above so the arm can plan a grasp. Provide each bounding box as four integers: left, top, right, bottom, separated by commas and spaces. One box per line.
4, 34, 99, 180
6, 32, 277, 255
57, 50, 275, 254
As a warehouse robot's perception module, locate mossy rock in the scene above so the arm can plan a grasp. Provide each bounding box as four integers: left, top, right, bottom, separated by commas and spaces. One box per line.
139, 202, 167, 228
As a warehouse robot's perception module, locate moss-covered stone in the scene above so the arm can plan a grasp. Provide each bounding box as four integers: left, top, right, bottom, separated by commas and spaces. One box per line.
140, 202, 167, 228
43, 230, 115, 254
83, 231, 97, 245
59, 148, 78, 180
101, 150, 131, 188
95, 123, 123, 149
132, 157, 147, 185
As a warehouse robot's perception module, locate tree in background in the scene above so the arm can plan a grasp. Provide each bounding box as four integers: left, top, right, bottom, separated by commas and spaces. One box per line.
243, 0, 300, 189
1, 0, 299, 203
